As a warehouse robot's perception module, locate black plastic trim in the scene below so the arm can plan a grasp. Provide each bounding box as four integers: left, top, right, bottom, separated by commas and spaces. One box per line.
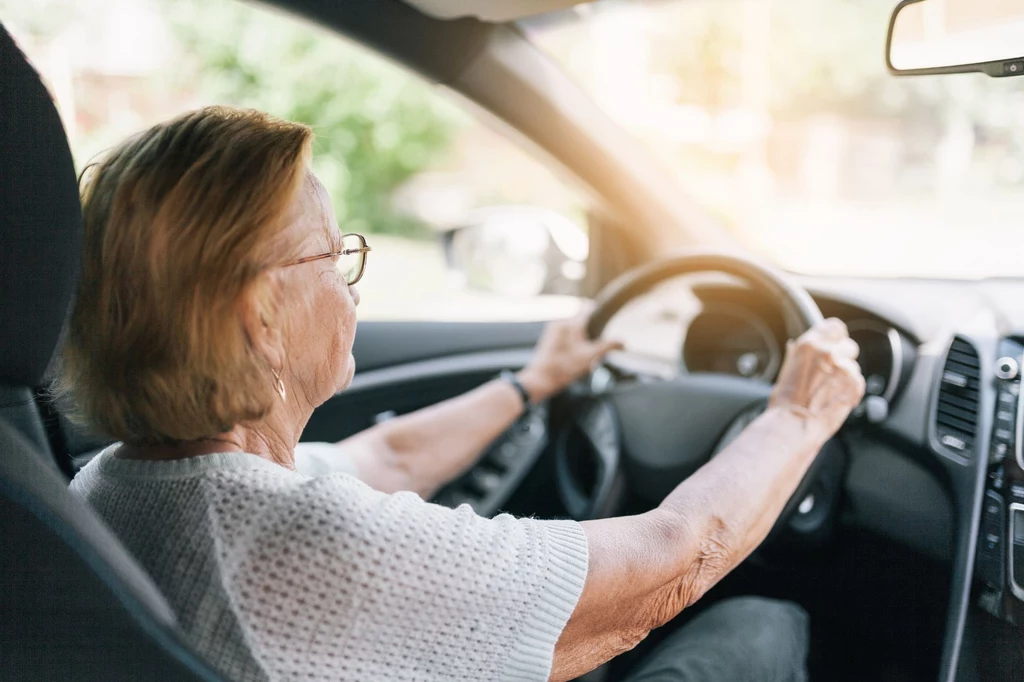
927, 334, 996, 682
347, 348, 534, 392
352, 321, 544, 373
264, 0, 494, 84
931, 338, 982, 464
555, 397, 620, 520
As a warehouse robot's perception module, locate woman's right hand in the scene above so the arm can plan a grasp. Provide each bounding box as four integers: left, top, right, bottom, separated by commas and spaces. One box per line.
769, 317, 866, 440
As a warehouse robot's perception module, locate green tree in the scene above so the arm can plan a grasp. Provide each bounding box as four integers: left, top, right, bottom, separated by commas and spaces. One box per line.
167, 0, 462, 237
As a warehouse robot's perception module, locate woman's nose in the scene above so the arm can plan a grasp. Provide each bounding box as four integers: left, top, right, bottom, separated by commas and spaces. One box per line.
349, 285, 360, 307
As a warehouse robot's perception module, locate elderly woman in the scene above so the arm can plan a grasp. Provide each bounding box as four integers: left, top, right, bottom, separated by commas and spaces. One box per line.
61, 107, 864, 682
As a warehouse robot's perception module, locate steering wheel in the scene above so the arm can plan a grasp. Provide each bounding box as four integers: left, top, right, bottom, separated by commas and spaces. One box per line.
555, 250, 845, 543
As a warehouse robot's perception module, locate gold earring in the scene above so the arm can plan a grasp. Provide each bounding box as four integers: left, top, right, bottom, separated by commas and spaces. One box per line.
272, 367, 286, 401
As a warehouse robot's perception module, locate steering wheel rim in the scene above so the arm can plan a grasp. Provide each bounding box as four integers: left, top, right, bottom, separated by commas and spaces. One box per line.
586, 249, 823, 341
556, 250, 838, 540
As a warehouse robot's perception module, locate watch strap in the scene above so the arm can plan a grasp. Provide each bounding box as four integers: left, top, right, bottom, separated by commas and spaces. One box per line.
499, 369, 532, 409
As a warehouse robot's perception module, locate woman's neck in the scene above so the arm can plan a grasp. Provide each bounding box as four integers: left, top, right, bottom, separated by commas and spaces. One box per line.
116, 424, 298, 470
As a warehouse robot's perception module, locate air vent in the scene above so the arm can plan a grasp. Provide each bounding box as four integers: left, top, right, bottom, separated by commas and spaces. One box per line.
935, 337, 981, 457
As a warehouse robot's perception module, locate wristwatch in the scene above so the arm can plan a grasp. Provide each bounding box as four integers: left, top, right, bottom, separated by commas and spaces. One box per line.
498, 370, 532, 409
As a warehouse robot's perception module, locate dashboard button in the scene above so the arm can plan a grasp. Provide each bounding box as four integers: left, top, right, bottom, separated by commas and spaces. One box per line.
978, 493, 1006, 587
510, 413, 544, 445
865, 374, 886, 396
490, 442, 522, 468
991, 442, 1008, 463
468, 468, 503, 494
991, 468, 1005, 490
996, 356, 1020, 381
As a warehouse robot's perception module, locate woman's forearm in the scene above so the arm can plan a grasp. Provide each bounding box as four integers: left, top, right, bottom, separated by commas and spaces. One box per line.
656, 405, 830, 581
337, 378, 527, 496
551, 406, 828, 681
337, 314, 616, 496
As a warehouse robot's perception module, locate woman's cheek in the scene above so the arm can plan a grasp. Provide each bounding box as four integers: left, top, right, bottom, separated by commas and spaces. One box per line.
335, 285, 357, 357
343, 285, 358, 343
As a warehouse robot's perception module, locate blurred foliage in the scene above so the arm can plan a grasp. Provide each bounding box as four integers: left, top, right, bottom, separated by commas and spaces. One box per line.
0, 0, 78, 34
1, 0, 465, 237
649, 0, 1024, 124
767, 0, 1024, 130
165, 0, 463, 238
14, 0, 1024, 227
623, 0, 1024, 201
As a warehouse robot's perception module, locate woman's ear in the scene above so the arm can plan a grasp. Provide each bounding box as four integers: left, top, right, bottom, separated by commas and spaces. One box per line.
238, 275, 285, 373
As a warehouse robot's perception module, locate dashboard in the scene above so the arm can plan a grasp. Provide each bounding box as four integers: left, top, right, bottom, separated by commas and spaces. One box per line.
601, 276, 916, 408
682, 303, 781, 381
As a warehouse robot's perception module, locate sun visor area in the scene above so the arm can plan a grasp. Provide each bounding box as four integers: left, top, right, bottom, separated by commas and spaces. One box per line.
403, 0, 589, 22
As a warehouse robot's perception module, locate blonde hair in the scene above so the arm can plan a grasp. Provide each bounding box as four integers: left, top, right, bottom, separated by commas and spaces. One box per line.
54, 106, 313, 444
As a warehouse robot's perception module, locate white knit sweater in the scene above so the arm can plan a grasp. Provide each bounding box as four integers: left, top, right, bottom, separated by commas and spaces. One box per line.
70, 445, 589, 682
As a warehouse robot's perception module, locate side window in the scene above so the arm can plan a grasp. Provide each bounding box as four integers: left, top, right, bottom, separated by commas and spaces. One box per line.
6, 0, 589, 321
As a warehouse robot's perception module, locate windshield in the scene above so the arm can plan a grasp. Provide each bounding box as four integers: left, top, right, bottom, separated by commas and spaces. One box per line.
524, 0, 1024, 279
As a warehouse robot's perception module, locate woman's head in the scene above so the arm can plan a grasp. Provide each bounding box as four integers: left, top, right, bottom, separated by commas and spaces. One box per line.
56, 106, 359, 445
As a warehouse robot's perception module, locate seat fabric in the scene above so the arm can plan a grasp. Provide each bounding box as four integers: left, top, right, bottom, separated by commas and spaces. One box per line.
0, 20, 222, 682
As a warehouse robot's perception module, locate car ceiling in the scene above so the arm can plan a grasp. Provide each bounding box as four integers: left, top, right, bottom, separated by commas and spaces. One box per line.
403, 0, 588, 21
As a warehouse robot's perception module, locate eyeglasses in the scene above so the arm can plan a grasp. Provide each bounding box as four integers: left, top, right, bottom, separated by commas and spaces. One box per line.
284, 233, 371, 285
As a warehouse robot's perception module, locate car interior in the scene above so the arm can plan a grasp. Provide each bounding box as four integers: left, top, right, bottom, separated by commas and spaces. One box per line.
2, 0, 1024, 681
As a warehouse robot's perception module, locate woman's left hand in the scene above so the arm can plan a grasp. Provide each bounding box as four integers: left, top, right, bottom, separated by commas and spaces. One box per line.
516, 310, 623, 403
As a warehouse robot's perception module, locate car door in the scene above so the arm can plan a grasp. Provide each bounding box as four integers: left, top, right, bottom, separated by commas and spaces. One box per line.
304, 321, 547, 443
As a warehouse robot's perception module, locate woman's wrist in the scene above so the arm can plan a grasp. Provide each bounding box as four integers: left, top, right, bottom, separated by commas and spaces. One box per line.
514, 367, 559, 404
762, 403, 832, 449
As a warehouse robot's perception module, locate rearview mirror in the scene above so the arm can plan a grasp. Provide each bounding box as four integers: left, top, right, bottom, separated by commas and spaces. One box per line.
439, 206, 587, 298
887, 0, 1024, 77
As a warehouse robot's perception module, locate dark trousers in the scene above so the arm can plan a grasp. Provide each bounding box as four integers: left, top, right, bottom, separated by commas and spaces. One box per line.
619, 597, 810, 682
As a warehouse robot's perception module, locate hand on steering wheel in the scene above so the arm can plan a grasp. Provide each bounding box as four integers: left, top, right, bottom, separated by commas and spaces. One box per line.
517, 307, 623, 404
770, 318, 866, 441
553, 250, 865, 540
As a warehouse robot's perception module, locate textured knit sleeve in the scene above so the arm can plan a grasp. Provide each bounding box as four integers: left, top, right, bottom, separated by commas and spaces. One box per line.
292, 441, 359, 478
205, 469, 589, 682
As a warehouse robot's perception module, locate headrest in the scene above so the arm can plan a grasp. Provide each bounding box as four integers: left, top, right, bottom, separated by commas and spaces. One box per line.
0, 24, 83, 386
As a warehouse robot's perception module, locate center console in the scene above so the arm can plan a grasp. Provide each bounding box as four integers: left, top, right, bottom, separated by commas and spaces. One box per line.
975, 338, 1024, 623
